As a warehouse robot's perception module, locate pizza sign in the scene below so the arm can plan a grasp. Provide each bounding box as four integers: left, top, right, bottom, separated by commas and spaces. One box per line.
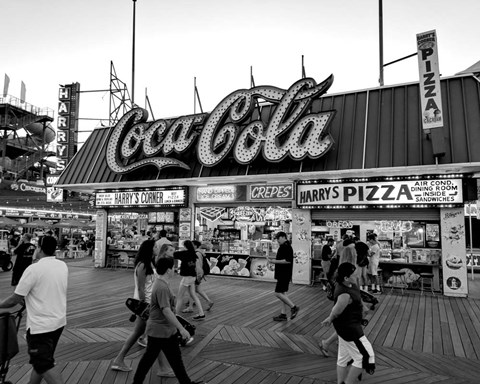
297, 178, 463, 206
106, 76, 335, 174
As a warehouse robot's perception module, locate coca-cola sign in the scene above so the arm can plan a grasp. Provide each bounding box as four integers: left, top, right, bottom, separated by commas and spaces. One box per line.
106, 75, 336, 174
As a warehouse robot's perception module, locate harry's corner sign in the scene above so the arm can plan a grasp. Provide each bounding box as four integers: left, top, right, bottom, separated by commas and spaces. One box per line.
106, 76, 336, 174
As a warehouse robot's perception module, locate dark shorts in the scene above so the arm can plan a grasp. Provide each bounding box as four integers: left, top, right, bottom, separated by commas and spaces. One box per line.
275, 279, 290, 293
27, 327, 64, 374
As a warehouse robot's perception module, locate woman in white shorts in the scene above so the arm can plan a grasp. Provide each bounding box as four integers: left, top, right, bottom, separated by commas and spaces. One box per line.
322, 262, 375, 384
174, 240, 205, 321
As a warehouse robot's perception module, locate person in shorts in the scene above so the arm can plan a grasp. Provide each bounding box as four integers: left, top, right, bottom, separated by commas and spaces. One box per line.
321, 263, 375, 384
267, 232, 299, 321
0, 236, 68, 384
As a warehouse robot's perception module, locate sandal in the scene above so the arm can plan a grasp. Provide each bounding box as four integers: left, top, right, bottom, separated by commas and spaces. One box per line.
319, 340, 330, 357
111, 363, 132, 372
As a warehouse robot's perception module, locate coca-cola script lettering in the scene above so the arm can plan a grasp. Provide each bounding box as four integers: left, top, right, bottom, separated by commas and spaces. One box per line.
106, 76, 336, 174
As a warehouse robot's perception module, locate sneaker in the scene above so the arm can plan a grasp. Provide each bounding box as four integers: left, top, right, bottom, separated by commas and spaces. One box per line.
111, 363, 132, 372
273, 314, 287, 321
137, 337, 147, 347
290, 305, 299, 319
192, 314, 205, 321
372, 289, 381, 295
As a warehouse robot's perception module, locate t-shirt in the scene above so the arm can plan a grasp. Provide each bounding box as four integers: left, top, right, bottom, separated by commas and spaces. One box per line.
355, 241, 369, 265
274, 241, 293, 281
153, 237, 172, 257
321, 244, 333, 261
332, 282, 364, 341
369, 243, 380, 261
174, 249, 197, 277
146, 277, 177, 338
15, 257, 68, 334
14, 242, 36, 258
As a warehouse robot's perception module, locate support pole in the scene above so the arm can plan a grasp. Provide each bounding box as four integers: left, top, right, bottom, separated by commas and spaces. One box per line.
379, 0, 384, 86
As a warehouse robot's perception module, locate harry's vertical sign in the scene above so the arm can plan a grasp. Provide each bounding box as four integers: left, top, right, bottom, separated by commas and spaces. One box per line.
57, 83, 80, 171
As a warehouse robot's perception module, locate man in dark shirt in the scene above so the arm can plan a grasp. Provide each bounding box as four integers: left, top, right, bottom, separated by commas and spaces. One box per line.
267, 232, 299, 321
354, 237, 370, 292
11, 233, 36, 286
321, 238, 335, 279
321, 263, 375, 384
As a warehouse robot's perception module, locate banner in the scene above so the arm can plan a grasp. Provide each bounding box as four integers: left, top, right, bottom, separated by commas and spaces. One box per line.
417, 30, 443, 130
3, 74, 9, 97
20, 81, 26, 103
441, 207, 467, 297
291, 209, 311, 285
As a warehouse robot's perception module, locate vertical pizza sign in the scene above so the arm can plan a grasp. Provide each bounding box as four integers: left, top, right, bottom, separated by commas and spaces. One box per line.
440, 207, 467, 297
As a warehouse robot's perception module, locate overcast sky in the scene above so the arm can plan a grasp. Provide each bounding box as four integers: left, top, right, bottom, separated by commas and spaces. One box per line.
2, 0, 479, 146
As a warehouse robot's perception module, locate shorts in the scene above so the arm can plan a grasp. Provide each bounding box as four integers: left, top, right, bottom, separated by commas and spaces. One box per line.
369, 257, 379, 276
275, 279, 290, 293
180, 276, 196, 287
337, 335, 375, 369
27, 327, 64, 374
321, 260, 331, 276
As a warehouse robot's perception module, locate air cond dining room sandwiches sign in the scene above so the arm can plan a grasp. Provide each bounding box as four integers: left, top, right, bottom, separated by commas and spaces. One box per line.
297, 178, 462, 206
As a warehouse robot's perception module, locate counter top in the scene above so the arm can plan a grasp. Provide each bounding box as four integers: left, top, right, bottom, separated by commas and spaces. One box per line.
108, 247, 138, 252
379, 260, 440, 267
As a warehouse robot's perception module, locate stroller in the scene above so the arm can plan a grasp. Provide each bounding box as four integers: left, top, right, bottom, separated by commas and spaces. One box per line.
0, 303, 25, 384
0, 252, 13, 272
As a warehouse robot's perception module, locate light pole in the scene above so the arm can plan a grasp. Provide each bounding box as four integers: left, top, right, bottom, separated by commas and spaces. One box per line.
378, 0, 384, 86
132, 0, 137, 104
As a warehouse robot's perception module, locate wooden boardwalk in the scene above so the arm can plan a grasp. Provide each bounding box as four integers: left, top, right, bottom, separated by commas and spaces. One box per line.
2, 258, 480, 383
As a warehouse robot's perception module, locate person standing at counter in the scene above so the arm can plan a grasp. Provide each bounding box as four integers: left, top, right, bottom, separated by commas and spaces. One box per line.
367, 234, 381, 294
321, 238, 335, 279
154, 230, 172, 258
354, 237, 370, 292
11, 233, 36, 286
267, 232, 299, 321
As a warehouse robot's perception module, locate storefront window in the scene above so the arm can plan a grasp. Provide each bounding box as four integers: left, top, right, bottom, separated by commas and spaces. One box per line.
194, 206, 292, 277
311, 219, 442, 265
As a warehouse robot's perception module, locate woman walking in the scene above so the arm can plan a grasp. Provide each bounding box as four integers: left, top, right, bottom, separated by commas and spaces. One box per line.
182, 241, 214, 313
174, 240, 205, 320
111, 239, 172, 376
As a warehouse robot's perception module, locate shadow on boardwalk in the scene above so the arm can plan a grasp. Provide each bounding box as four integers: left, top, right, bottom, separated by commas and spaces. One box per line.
2, 258, 480, 383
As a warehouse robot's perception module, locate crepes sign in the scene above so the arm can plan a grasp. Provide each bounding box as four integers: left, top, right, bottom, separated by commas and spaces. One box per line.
297, 178, 463, 206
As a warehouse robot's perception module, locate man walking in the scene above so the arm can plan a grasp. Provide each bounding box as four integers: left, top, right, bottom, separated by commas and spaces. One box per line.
11, 233, 36, 286
267, 232, 299, 321
0, 236, 68, 384
153, 229, 172, 258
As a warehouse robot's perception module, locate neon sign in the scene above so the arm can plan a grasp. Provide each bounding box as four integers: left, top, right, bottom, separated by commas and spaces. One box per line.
106, 76, 335, 174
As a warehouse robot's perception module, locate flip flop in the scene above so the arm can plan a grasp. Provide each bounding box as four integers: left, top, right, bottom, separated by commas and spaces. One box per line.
206, 302, 214, 311
319, 341, 330, 357
111, 364, 132, 372
182, 308, 194, 313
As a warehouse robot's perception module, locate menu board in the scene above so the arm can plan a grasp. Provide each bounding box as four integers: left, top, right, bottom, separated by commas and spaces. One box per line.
148, 211, 175, 223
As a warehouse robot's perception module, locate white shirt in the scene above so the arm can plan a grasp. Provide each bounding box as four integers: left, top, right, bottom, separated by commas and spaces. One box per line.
15, 256, 68, 334
153, 237, 172, 257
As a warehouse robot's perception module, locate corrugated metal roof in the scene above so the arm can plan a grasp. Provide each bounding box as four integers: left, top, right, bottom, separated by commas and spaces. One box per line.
57, 74, 480, 189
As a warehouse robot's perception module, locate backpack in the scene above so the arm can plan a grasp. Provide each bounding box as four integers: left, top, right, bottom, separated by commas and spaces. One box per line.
201, 254, 210, 276
195, 251, 210, 278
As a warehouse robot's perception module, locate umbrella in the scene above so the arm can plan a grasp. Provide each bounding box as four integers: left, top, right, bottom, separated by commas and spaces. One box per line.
0, 216, 21, 228
23, 219, 53, 228
53, 218, 88, 229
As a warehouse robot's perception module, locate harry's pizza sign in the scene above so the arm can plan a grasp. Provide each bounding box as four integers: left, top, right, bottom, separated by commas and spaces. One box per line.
297, 178, 463, 207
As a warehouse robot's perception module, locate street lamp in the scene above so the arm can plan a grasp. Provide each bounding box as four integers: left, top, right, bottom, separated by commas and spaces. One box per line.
132, 0, 137, 104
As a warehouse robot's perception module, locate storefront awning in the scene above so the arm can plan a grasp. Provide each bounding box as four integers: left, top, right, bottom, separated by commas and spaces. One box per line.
57, 74, 480, 193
